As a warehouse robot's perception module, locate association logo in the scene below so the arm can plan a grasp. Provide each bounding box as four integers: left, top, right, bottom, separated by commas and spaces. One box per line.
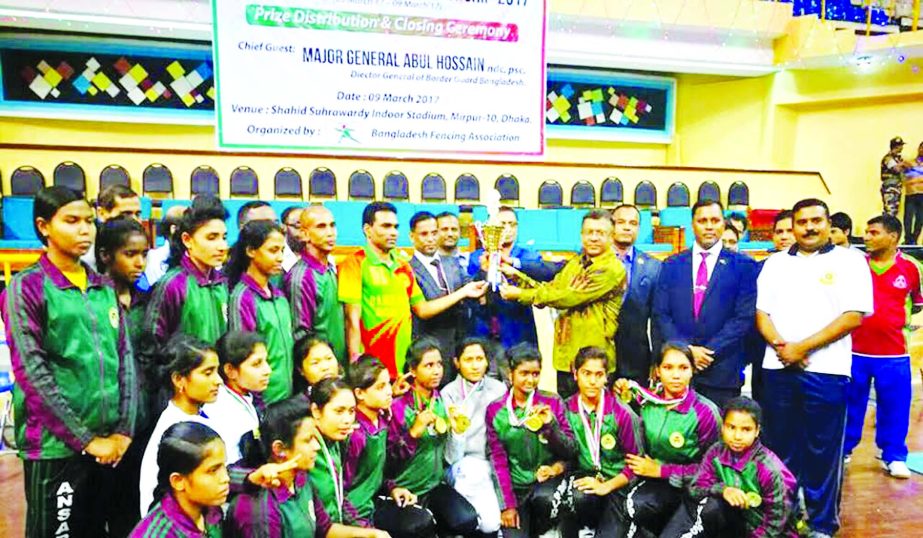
894, 275, 908, 289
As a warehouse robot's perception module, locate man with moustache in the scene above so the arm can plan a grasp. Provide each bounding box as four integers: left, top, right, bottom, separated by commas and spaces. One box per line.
409, 211, 472, 380
610, 204, 662, 385
653, 199, 758, 408
756, 198, 873, 538
340, 202, 487, 377
436, 211, 470, 267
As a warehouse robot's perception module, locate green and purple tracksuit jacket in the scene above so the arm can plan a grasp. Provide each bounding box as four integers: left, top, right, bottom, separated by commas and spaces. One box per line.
344, 410, 397, 525
688, 441, 800, 538
308, 435, 367, 527
2, 255, 138, 460
144, 255, 228, 371
485, 390, 576, 511
387, 389, 455, 496
229, 274, 295, 404
225, 470, 334, 538
638, 389, 721, 488
129, 492, 222, 538
563, 392, 644, 480
283, 252, 346, 364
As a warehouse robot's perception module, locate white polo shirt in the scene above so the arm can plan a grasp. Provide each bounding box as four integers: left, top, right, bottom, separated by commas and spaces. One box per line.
757, 244, 873, 376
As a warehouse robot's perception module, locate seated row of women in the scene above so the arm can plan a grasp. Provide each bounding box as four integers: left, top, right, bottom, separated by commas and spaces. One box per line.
133, 333, 802, 538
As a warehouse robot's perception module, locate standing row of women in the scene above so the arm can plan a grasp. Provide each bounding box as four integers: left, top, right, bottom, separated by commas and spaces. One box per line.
4, 187, 801, 538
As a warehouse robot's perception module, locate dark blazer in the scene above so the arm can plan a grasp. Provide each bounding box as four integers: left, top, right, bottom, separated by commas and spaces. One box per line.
652, 247, 758, 389
615, 249, 662, 384
466, 245, 561, 348
410, 254, 470, 361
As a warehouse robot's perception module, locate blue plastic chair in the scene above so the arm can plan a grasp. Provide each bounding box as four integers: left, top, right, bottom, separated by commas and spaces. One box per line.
54, 161, 86, 195
697, 181, 721, 204
728, 181, 749, 208
634, 181, 657, 209
383, 171, 409, 200
142, 163, 173, 195
309, 167, 337, 198
495, 175, 519, 204
538, 181, 564, 208
455, 174, 480, 202
230, 166, 259, 197
191, 166, 220, 197
99, 165, 131, 191
11, 166, 45, 196
348, 170, 375, 200
275, 168, 303, 198
422, 174, 447, 201
600, 177, 623, 206
571, 181, 596, 207
666, 182, 690, 207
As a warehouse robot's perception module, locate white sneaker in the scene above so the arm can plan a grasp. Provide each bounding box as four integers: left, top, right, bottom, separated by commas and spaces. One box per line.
885, 461, 912, 479
843, 454, 851, 464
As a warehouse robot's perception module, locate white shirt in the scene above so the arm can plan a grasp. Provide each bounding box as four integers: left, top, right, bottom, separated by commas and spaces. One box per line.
139, 402, 212, 516
757, 245, 874, 376
202, 384, 260, 464
143, 242, 171, 287
414, 250, 449, 289
282, 243, 299, 273
691, 241, 723, 283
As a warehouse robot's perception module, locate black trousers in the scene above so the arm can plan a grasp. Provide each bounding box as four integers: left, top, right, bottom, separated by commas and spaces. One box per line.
23, 455, 130, 538
905, 193, 923, 244
374, 484, 481, 538
501, 474, 567, 538
620, 479, 684, 537
660, 496, 747, 538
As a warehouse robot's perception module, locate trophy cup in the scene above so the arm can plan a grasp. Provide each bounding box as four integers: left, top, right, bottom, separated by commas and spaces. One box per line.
474, 190, 508, 291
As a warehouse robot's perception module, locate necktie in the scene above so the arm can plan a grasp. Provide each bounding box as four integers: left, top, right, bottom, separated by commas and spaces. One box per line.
693, 252, 709, 319
431, 258, 449, 292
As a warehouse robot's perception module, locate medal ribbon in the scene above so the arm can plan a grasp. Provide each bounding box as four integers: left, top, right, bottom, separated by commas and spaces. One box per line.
505, 389, 536, 427
578, 396, 605, 470
317, 435, 344, 523
226, 386, 258, 423
624, 380, 687, 406
459, 378, 482, 409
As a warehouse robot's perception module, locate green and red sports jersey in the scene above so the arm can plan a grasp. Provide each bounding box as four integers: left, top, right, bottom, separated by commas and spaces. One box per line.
338, 247, 423, 377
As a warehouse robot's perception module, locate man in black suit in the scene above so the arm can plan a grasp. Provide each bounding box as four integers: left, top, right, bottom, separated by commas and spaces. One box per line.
652, 200, 758, 408
611, 204, 662, 385
409, 211, 472, 382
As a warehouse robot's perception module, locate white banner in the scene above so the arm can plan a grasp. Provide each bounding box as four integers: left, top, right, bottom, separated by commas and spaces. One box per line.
211, 0, 546, 158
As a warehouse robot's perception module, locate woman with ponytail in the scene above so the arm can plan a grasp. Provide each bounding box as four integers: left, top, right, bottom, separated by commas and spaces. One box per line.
225, 220, 294, 404
142, 195, 229, 380
225, 397, 390, 538
130, 422, 229, 537
139, 334, 223, 516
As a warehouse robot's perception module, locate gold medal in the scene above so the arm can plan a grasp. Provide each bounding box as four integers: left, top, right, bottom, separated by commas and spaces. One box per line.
453, 413, 471, 434
108, 307, 120, 329
524, 414, 544, 432
746, 491, 762, 508
669, 431, 685, 448
619, 387, 633, 403
434, 417, 448, 435
600, 433, 616, 451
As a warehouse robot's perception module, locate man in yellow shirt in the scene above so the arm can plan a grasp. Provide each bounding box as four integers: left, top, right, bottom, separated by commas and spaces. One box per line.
500, 210, 627, 398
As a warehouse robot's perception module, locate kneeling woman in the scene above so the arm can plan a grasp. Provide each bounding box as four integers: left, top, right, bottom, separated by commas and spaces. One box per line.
130, 422, 229, 537
616, 342, 722, 536
225, 397, 389, 537
563, 346, 644, 536
345, 356, 437, 537
387, 338, 481, 537
660, 397, 800, 538
485, 343, 576, 538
